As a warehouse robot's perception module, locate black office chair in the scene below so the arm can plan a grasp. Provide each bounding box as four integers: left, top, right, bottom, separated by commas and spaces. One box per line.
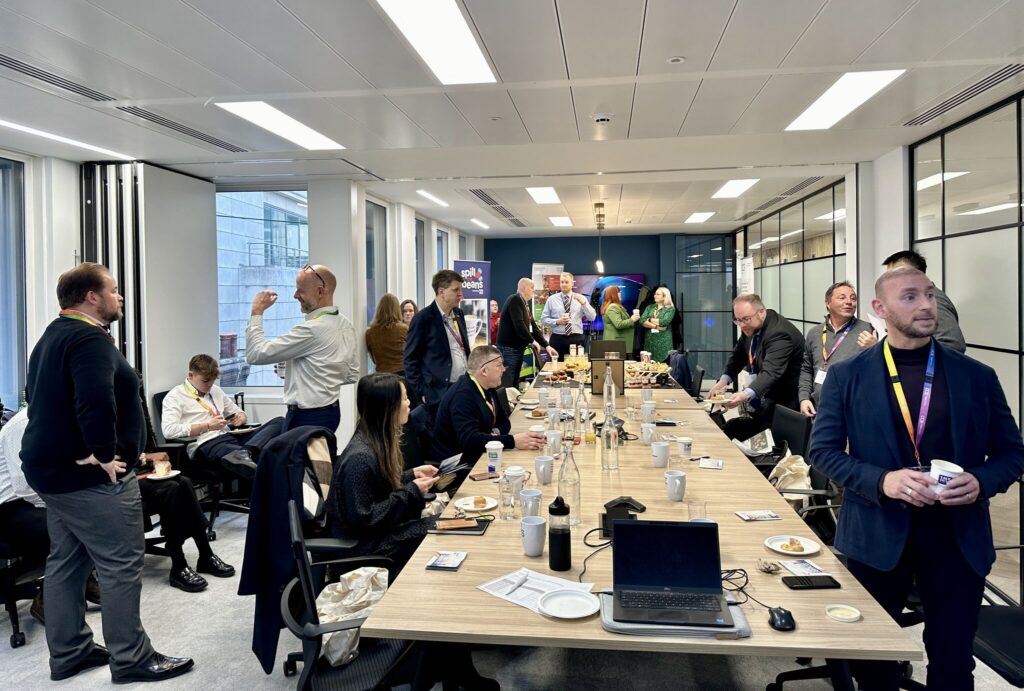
0, 544, 43, 648
688, 365, 705, 400
280, 501, 429, 691
770, 405, 813, 457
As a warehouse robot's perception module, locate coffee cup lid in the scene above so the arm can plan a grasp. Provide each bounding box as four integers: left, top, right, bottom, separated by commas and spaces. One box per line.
485, 440, 503, 448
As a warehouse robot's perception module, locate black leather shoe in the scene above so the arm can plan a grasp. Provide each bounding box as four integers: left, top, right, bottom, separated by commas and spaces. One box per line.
30, 590, 44, 625
50, 644, 110, 681
85, 571, 102, 604
168, 566, 208, 593
111, 652, 194, 684
195, 554, 235, 578
221, 449, 256, 478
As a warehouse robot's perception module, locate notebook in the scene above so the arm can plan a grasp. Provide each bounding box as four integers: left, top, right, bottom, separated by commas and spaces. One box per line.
612, 519, 734, 627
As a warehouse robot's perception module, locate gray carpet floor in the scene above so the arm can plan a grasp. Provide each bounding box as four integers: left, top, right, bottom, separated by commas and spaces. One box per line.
0, 511, 1012, 690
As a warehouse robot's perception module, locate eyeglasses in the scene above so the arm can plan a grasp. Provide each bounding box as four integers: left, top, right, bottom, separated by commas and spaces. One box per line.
482, 356, 505, 370
302, 264, 326, 288
733, 313, 760, 326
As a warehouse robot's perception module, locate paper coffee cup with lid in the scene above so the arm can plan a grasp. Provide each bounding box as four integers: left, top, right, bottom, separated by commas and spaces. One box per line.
929, 459, 963, 495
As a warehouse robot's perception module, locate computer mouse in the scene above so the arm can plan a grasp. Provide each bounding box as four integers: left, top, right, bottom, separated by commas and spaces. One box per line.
768, 607, 796, 631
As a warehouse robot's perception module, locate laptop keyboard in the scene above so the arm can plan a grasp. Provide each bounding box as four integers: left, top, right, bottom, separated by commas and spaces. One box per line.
620, 590, 721, 611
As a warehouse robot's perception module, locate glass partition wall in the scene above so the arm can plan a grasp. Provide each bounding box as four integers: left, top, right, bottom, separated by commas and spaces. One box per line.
0, 157, 25, 409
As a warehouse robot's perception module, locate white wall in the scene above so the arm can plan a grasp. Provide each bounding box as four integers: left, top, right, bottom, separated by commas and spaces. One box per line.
138, 164, 218, 406
857, 146, 909, 296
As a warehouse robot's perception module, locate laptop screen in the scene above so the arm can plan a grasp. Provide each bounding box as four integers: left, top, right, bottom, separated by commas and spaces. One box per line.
613, 520, 722, 591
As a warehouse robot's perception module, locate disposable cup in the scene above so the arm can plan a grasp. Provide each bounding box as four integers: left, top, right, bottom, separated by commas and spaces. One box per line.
930, 459, 963, 495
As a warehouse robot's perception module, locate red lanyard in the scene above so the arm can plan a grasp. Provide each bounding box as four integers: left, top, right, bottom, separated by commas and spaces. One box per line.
444, 314, 464, 350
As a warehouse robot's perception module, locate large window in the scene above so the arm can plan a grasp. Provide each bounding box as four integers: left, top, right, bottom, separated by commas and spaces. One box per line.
675, 234, 736, 382
437, 228, 449, 270
415, 218, 425, 306
366, 199, 387, 324
215, 190, 308, 387
0, 157, 25, 409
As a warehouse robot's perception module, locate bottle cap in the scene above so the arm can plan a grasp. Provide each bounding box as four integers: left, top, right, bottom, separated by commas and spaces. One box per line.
549, 495, 570, 516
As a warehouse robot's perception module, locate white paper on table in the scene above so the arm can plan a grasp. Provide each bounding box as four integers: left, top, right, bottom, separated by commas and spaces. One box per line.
478, 568, 593, 614
778, 559, 830, 577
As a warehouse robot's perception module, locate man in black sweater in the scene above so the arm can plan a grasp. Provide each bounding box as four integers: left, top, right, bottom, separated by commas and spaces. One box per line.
21, 263, 193, 684
496, 277, 559, 390
431, 345, 546, 467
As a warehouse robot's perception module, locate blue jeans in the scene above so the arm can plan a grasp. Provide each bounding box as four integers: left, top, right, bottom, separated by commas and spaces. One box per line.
498, 345, 525, 390
284, 404, 340, 432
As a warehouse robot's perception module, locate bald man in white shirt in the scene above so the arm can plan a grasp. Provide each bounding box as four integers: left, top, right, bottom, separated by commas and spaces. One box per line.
246, 264, 359, 431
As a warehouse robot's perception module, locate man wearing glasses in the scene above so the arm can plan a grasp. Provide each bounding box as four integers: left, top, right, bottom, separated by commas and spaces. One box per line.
432, 346, 547, 469
707, 294, 804, 441
246, 264, 359, 431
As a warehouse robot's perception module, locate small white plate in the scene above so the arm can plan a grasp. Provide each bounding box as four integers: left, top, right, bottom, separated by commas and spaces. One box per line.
537, 590, 600, 619
454, 496, 497, 512
519, 404, 539, 412
764, 535, 821, 556
826, 604, 862, 623
519, 398, 539, 406
145, 469, 181, 481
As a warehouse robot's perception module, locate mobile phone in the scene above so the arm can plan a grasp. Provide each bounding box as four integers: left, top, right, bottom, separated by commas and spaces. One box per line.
782, 575, 841, 590
469, 471, 499, 481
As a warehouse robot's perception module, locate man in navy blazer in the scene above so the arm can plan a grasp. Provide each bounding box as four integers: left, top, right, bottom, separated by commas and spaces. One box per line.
432, 345, 546, 466
810, 267, 1024, 689
403, 269, 471, 409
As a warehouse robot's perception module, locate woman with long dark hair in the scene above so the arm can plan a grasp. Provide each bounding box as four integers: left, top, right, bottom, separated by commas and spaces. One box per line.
326, 373, 438, 571
600, 285, 639, 354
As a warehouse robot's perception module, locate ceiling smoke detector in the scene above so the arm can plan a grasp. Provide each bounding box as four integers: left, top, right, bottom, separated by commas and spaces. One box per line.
666, 56, 686, 65
592, 112, 614, 125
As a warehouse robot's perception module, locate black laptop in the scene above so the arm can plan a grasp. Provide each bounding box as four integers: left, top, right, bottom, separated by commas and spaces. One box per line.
612, 519, 734, 627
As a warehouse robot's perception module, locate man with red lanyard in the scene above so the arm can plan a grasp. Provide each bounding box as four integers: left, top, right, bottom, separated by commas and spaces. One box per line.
798, 281, 877, 417
810, 267, 1024, 689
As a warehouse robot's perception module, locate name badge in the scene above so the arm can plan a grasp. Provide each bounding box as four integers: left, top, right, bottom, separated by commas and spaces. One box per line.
650, 328, 660, 334
814, 369, 828, 385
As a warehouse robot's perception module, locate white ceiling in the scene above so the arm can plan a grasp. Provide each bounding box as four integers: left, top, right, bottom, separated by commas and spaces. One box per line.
1, 0, 1024, 237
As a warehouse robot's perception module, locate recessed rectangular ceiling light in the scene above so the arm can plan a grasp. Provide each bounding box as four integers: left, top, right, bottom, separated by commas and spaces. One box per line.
470, 218, 489, 229
712, 179, 759, 198
416, 190, 449, 207
958, 202, 1020, 215
916, 171, 968, 191
549, 216, 573, 227
375, 0, 495, 85
786, 70, 905, 131
526, 187, 561, 204
0, 117, 134, 160
685, 212, 715, 223
815, 209, 846, 221
215, 101, 344, 149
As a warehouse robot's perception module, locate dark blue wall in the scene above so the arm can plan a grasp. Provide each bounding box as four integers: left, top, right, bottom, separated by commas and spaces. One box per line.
484, 234, 667, 299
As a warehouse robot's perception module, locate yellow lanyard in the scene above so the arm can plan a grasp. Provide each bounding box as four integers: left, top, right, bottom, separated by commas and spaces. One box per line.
469, 375, 496, 426
882, 339, 936, 462
184, 380, 220, 418
308, 308, 339, 321
59, 309, 114, 344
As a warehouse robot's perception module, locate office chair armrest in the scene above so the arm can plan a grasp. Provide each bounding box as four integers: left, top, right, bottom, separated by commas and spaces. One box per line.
797, 503, 842, 516
306, 537, 359, 553
774, 488, 834, 496
302, 616, 368, 639
993, 544, 1022, 551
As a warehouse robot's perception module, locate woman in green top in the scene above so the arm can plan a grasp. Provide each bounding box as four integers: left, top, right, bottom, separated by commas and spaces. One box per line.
600, 285, 639, 354
640, 286, 677, 363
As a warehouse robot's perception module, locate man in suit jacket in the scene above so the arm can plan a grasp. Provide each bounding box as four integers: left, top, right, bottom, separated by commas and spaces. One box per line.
809, 267, 1024, 689
707, 294, 804, 440
403, 270, 470, 409
496, 277, 559, 390
432, 346, 546, 467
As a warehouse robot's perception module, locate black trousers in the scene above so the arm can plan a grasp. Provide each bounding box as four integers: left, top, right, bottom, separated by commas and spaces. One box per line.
196, 420, 282, 473
846, 504, 985, 690
0, 498, 49, 562
549, 333, 583, 362
137, 475, 208, 550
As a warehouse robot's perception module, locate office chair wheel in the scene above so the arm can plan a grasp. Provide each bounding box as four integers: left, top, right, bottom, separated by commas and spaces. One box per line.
283, 659, 297, 677
207, 529, 217, 542
900, 661, 914, 679
10, 631, 26, 648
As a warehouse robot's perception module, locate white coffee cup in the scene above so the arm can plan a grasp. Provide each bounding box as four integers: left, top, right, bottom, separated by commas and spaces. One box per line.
545, 430, 562, 456
485, 440, 503, 469
677, 437, 693, 456
930, 459, 964, 495
640, 401, 656, 424
521, 516, 546, 557
640, 423, 656, 445
632, 309, 640, 318
520, 488, 542, 517
651, 441, 670, 468
529, 424, 546, 434
640, 350, 652, 363
665, 470, 686, 501
537, 388, 549, 407
534, 455, 553, 485
505, 465, 530, 496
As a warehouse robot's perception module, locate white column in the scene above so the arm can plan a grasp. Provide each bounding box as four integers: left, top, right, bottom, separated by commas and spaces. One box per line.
855, 146, 910, 298
393, 203, 417, 299
450, 229, 462, 260
308, 179, 366, 446
844, 166, 860, 291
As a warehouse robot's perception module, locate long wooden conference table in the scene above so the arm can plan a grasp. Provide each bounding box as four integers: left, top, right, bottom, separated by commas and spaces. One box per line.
362, 368, 922, 688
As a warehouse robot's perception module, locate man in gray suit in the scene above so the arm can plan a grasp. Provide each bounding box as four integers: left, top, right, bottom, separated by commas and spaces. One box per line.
883, 250, 966, 353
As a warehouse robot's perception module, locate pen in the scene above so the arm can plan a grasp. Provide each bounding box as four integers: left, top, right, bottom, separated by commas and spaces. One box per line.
505, 572, 529, 595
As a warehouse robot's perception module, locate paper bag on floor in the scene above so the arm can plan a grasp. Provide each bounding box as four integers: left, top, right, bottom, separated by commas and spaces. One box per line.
315, 566, 389, 666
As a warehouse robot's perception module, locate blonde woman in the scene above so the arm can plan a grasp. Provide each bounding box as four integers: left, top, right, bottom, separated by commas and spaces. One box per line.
366, 293, 408, 374
640, 286, 677, 363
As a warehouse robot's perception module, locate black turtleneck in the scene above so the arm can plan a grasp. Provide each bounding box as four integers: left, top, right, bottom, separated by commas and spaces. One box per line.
886, 340, 953, 467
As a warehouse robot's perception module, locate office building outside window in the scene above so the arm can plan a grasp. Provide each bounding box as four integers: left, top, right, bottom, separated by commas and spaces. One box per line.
0, 157, 25, 409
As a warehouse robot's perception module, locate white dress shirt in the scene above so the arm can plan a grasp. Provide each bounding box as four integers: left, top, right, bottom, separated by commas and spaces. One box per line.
161, 381, 242, 457
0, 409, 44, 508
541, 292, 597, 336
246, 305, 359, 408
438, 303, 468, 382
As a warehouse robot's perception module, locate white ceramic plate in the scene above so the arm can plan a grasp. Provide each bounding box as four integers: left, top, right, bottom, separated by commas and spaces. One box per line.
764, 535, 821, 556
519, 398, 539, 406
146, 469, 181, 481
826, 604, 862, 623
537, 590, 600, 619
454, 496, 497, 512
518, 404, 539, 411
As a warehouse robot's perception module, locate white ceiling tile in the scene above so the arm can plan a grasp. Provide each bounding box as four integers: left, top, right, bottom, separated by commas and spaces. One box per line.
710, 0, 827, 71
782, 0, 916, 68
509, 88, 578, 143
465, 0, 565, 82
386, 93, 484, 147
447, 91, 531, 145
731, 73, 839, 134
572, 84, 634, 141
181, 0, 371, 91
628, 81, 700, 139
330, 95, 437, 148
856, 0, 1006, 64
558, 0, 645, 79
638, 0, 734, 73
679, 76, 769, 136
932, 2, 1024, 61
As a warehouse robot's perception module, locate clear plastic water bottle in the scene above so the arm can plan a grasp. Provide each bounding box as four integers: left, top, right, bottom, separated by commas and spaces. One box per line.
557, 441, 582, 526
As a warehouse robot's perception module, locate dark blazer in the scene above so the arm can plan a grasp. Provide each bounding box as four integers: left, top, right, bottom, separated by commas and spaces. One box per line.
403, 302, 470, 408
723, 309, 804, 413
496, 293, 547, 351
431, 374, 513, 464
809, 342, 1024, 577
238, 425, 336, 674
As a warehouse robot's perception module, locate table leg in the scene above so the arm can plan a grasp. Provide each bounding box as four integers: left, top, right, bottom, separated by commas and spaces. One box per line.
825, 659, 854, 691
